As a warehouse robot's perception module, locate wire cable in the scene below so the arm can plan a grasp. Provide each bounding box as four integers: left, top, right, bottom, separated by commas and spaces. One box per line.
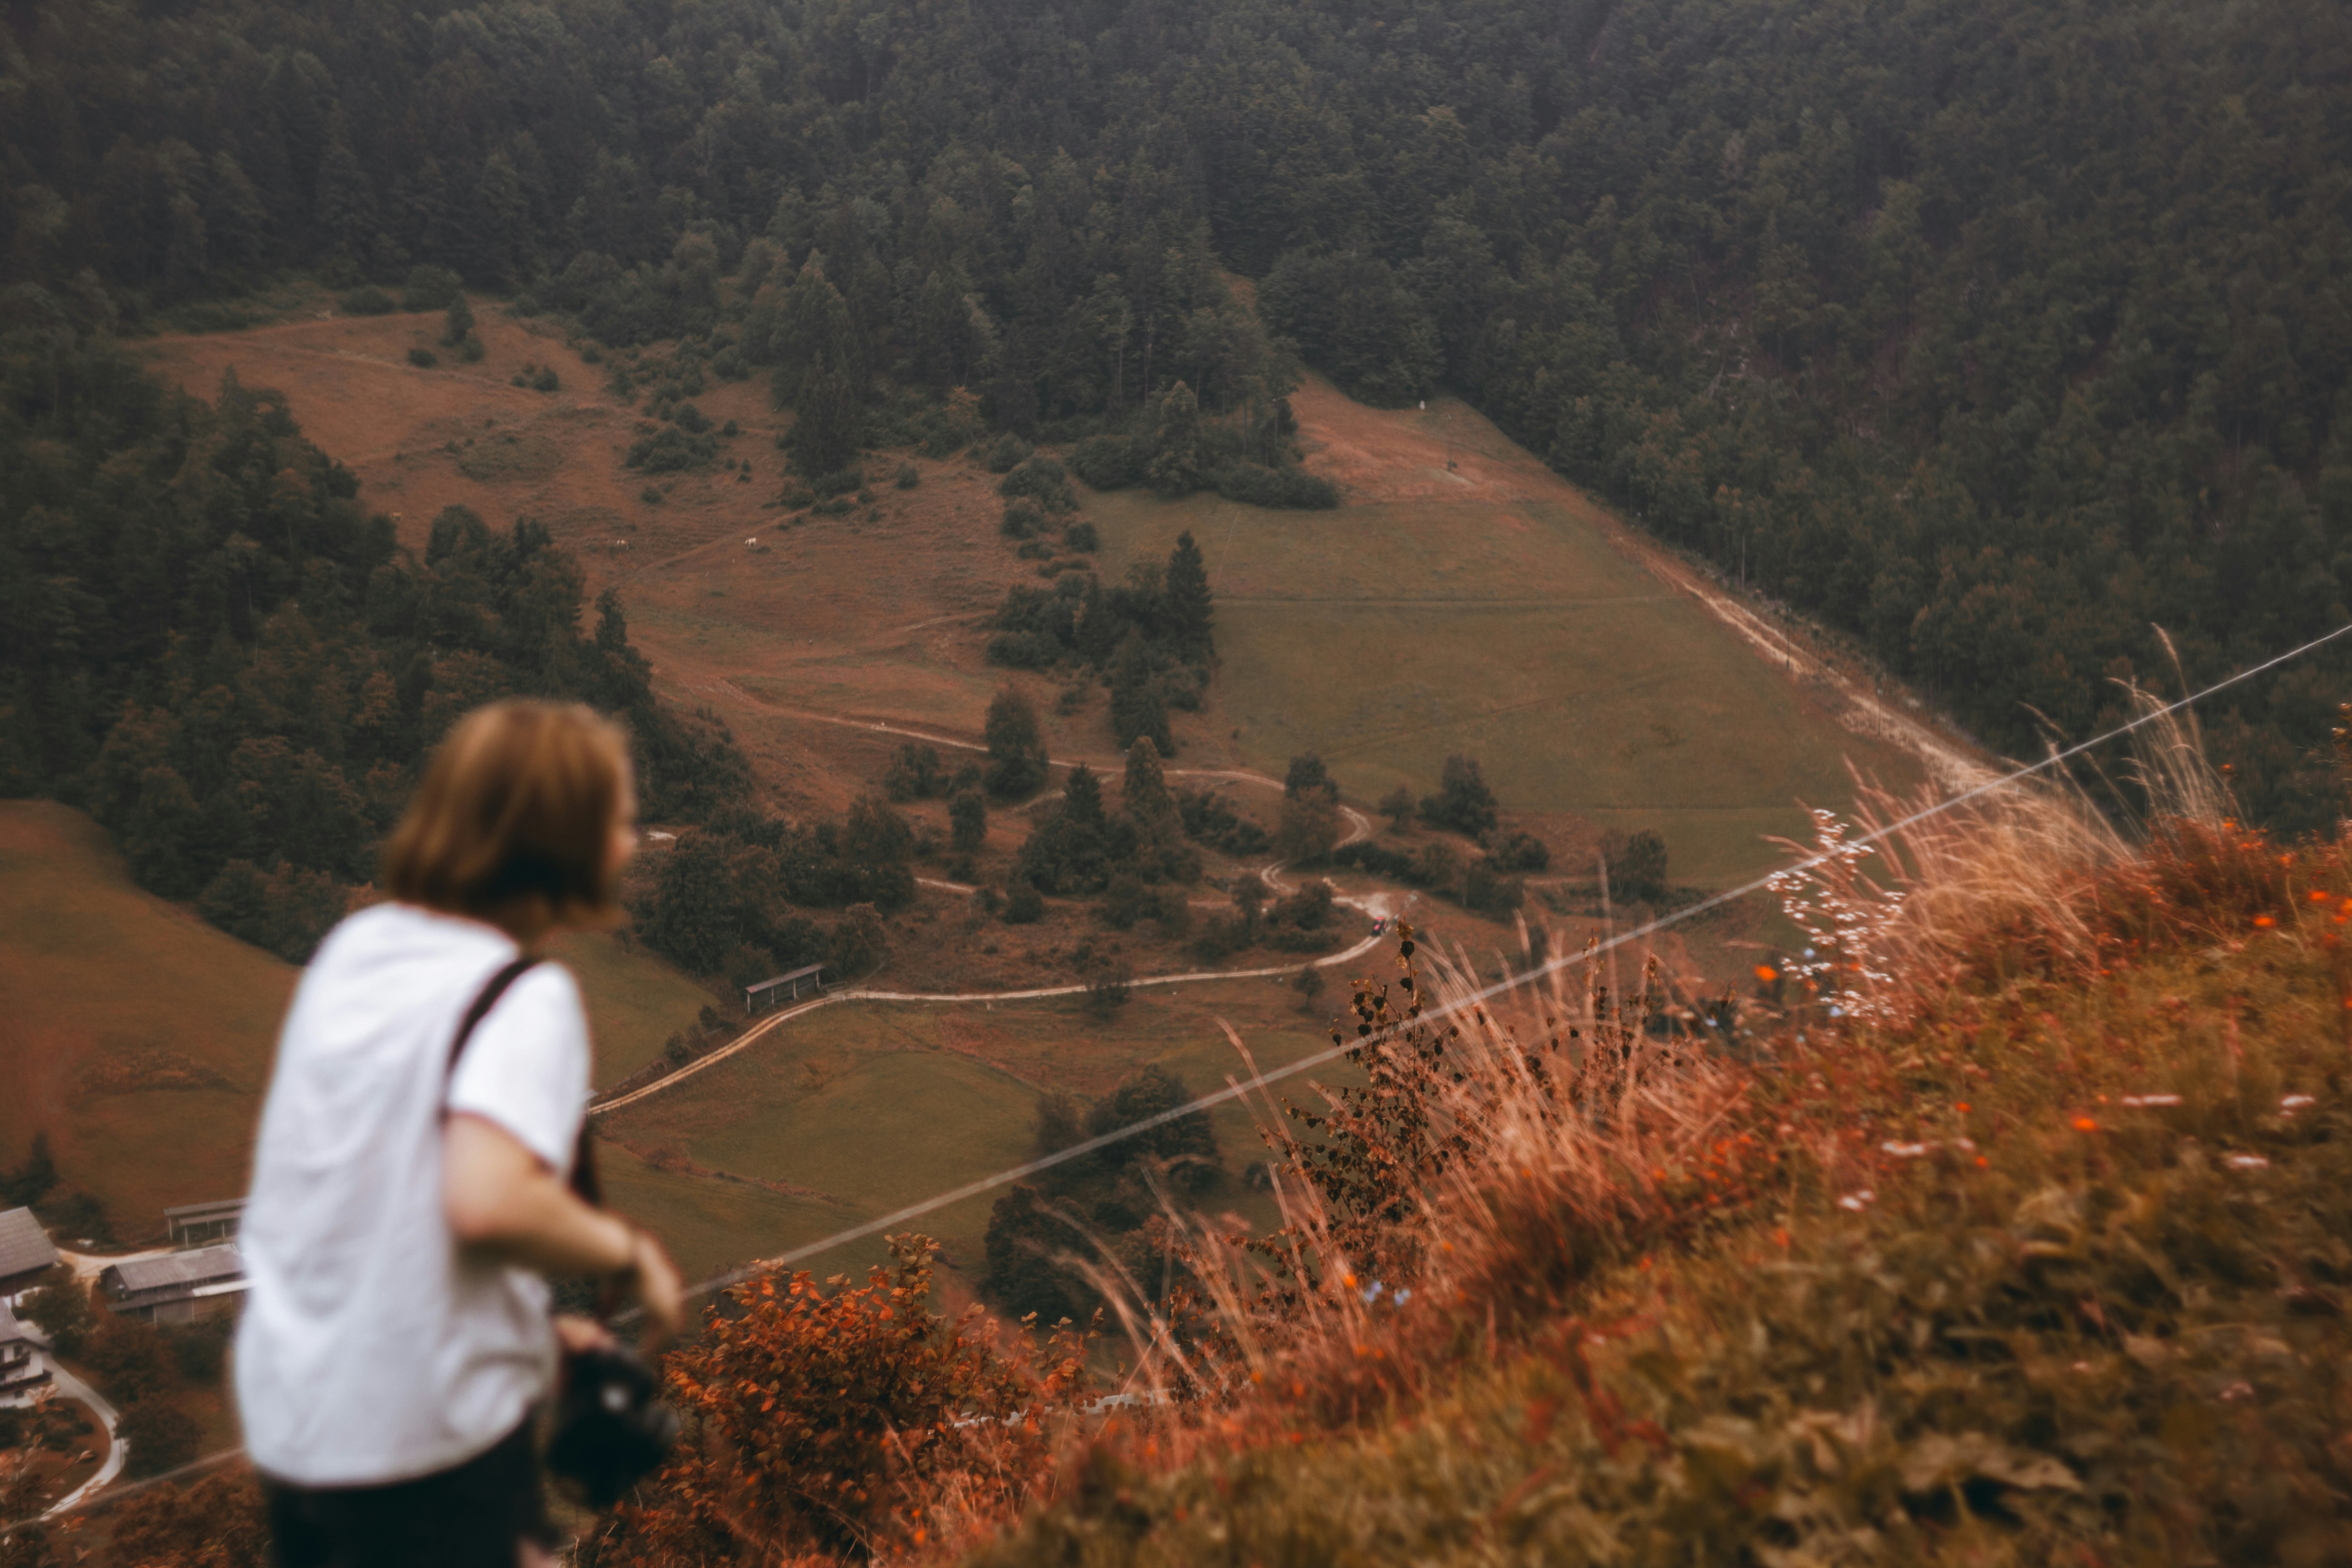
13, 617, 2345, 1531
678, 617, 2352, 1298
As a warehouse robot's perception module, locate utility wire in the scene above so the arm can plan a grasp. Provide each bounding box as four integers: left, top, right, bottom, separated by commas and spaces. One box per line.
677, 617, 2352, 1299
15, 617, 2347, 1531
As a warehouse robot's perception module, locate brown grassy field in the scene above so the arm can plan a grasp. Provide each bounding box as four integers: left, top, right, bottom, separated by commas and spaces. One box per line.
597, 977, 1347, 1288
0, 801, 293, 1236
0, 801, 733, 1245
106, 295, 1942, 1290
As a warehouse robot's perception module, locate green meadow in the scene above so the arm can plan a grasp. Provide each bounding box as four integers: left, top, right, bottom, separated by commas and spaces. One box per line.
1087, 484, 1921, 887
597, 979, 1348, 1284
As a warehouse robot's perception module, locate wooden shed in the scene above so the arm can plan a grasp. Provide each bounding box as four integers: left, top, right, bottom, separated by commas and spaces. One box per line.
745, 962, 827, 1013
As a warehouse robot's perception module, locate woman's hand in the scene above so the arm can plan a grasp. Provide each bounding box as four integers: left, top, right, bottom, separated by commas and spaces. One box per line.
552, 1314, 616, 1356
443, 1115, 687, 1345
626, 1229, 685, 1348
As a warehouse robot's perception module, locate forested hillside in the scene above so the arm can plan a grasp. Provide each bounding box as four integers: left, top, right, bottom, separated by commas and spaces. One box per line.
5, 0, 2351, 824
0, 304, 748, 959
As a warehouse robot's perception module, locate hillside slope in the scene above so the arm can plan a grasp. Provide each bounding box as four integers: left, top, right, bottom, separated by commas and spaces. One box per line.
1092, 375, 1949, 886
0, 802, 292, 1235
962, 813, 2352, 1565
0, 800, 719, 1244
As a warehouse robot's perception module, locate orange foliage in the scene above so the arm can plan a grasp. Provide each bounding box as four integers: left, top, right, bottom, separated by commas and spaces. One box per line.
580, 1235, 1089, 1565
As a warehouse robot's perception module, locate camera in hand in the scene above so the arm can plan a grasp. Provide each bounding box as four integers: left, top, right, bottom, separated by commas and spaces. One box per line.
548, 1343, 681, 1508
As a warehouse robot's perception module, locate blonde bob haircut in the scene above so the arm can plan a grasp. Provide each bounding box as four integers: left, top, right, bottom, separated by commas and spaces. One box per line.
382, 700, 633, 928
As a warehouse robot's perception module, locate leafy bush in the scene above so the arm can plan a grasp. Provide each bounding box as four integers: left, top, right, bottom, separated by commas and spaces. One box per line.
811, 464, 864, 499
1070, 432, 1143, 491
406, 346, 437, 368
83, 1314, 178, 1405
532, 365, 559, 393
337, 285, 395, 316
882, 741, 946, 801
1600, 827, 1669, 902
1460, 857, 1523, 914
455, 330, 485, 363
1486, 828, 1550, 872
625, 425, 718, 473
16, 1271, 92, 1357
1063, 521, 1098, 552
1418, 754, 1499, 838
1209, 461, 1339, 510
894, 461, 920, 489
1001, 497, 1045, 539
999, 455, 1075, 513
118, 1398, 200, 1479
979, 432, 1032, 473
1177, 789, 1269, 856
400, 264, 462, 311
591, 1240, 1093, 1566
986, 630, 1063, 670
1002, 882, 1044, 923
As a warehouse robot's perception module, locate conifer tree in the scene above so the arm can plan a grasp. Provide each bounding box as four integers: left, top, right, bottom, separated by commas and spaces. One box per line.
441, 291, 475, 347
1146, 380, 1202, 496
1108, 632, 1172, 755
1163, 531, 1213, 660
982, 688, 1049, 799
314, 112, 380, 271
948, 790, 986, 855
1122, 735, 1177, 838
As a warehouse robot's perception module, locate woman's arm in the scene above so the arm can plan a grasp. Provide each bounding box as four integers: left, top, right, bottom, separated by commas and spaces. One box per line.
443, 1112, 684, 1339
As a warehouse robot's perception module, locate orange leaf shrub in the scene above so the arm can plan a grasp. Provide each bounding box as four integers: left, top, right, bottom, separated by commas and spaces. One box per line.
580, 1235, 1089, 1565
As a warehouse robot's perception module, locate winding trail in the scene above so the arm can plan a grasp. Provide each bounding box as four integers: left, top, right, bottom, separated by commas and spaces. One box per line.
595, 712, 1392, 1117
8, 1308, 124, 1518
42, 1364, 123, 1516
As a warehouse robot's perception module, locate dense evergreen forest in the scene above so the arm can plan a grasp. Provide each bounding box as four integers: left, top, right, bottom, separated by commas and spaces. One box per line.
5, 0, 2352, 826
0, 302, 751, 958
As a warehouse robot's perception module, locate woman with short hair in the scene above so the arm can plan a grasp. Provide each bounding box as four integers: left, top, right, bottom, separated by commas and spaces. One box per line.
237, 700, 683, 1568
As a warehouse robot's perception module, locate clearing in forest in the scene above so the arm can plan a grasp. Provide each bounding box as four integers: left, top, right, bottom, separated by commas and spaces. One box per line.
1088, 377, 1941, 887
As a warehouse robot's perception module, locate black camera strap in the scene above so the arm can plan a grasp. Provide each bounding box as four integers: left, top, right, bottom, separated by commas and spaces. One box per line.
444, 956, 600, 1206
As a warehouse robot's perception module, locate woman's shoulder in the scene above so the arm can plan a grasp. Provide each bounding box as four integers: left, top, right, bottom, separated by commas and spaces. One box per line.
317, 902, 510, 964
509, 957, 585, 1015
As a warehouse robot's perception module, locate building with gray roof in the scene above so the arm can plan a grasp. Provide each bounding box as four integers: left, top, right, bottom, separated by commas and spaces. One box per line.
0, 1207, 59, 1298
98, 1243, 245, 1324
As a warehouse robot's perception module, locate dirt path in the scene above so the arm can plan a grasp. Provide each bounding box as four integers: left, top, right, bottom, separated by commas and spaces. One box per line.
668, 676, 1376, 836
590, 913, 1392, 1117
1283, 379, 1994, 798
1631, 551, 1996, 795
600, 681, 1393, 1116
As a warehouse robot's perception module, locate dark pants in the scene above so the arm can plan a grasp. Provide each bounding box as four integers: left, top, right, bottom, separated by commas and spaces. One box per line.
264, 1416, 552, 1568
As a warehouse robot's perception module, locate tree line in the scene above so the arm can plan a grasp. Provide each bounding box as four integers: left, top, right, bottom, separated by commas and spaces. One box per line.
12, 0, 2350, 824
0, 294, 747, 959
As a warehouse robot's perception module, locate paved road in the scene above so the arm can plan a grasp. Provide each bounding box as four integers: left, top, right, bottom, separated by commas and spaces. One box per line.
9, 1314, 125, 1518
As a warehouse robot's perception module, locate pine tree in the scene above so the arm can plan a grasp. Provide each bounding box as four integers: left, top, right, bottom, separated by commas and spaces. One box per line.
314, 111, 380, 271
1060, 763, 1105, 833
788, 364, 864, 477
1122, 735, 1177, 838
463, 150, 530, 287
1146, 380, 1202, 495
1163, 531, 1213, 660
441, 291, 475, 347
1108, 632, 1171, 755
948, 791, 987, 854
982, 688, 1049, 799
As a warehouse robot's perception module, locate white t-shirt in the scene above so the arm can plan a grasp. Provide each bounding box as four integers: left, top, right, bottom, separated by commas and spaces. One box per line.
235, 902, 592, 1487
